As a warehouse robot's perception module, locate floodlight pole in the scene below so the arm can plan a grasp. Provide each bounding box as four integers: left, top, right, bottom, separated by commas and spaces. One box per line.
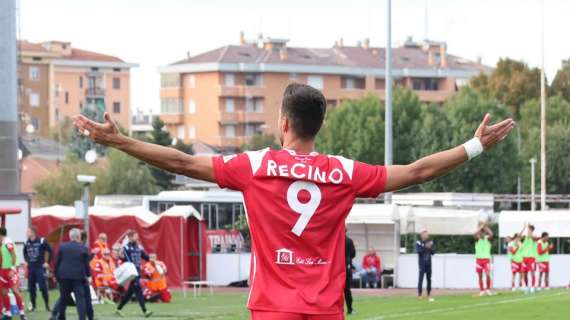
384, 0, 393, 204
539, 0, 547, 211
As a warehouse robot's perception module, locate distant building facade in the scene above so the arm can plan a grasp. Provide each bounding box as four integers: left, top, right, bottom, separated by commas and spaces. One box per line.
158, 33, 490, 150
18, 40, 137, 137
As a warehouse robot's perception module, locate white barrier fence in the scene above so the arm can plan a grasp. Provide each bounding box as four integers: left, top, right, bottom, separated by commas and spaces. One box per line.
207, 253, 251, 286
398, 254, 570, 289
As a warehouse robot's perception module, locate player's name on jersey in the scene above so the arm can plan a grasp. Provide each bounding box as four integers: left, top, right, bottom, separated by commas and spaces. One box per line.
266, 160, 345, 184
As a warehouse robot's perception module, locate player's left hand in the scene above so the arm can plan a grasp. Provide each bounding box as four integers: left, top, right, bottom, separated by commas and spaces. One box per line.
474, 113, 516, 150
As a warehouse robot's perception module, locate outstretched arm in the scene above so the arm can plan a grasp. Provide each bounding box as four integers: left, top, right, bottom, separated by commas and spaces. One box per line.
384, 114, 515, 192
74, 113, 215, 182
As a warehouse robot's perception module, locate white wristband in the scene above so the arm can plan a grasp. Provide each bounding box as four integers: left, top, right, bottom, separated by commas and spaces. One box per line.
463, 137, 484, 160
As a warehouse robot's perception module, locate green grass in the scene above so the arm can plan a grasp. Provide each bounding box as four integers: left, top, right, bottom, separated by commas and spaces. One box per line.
28, 289, 569, 319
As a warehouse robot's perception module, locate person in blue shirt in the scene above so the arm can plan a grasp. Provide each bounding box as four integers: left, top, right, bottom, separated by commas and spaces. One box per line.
115, 230, 152, 318
23, 226, 52, 312
416, 230, 435, 300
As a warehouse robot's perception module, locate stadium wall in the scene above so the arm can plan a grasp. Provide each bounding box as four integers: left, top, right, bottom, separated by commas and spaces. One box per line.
397, 254, 570, 289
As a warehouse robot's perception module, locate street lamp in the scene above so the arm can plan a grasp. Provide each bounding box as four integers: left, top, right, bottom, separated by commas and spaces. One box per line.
77, 174, 96, 245
529, 158, 537, 211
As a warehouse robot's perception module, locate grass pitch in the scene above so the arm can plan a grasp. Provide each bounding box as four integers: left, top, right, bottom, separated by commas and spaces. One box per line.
29, 288, 569, 319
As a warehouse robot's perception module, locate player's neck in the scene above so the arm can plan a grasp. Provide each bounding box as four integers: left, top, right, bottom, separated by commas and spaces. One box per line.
282, 136, 315, 155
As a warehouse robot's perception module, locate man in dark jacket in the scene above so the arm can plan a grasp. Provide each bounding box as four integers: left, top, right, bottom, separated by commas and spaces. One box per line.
23, 226, 52, 312
55, 228, 90, 320
416, 230, 435, 300
115, 230, 152, 318
345, 233, 356, 315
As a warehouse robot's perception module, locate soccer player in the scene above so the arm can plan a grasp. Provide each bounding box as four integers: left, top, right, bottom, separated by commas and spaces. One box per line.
0, 227, 27, 320
537, 232, 553, 290
521, 224, 539, 294
23, 226, 52, 312
507, 233, 523, 291
74, 83, 515, 319
474, 223, 494, 296
416, 230, 434, 301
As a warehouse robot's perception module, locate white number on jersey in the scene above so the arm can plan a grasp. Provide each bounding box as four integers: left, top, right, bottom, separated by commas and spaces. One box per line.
287, 181, 322, 236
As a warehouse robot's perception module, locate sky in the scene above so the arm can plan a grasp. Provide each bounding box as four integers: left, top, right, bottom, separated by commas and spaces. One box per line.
18, 0, 570, 114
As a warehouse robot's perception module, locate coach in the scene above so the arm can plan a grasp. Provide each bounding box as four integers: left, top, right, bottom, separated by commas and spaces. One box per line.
416, 230, 434, 300
24, 226, 52, 312
55, 228, 91, 320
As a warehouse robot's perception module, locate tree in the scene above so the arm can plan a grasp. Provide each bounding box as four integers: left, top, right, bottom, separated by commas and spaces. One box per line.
147, 117, 175, 190
241, 133, 281, 151
470, 58, 541, 118
69, 102, 106, 159
97, 149, 160, 195
550, 59, 570, 102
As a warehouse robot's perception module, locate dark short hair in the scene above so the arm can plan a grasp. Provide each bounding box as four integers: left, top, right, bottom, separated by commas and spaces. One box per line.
529, 224, 535, 231
127, 230, 137, 237
281, 83, 327, 139
0, 227, 6, 236
29, 226, 38, 235
542, 232, 548, 237
80, 230, 88, 242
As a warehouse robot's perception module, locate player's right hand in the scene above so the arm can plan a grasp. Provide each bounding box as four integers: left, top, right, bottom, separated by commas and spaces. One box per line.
73, 112, 121, 147
474, 113, 516, 150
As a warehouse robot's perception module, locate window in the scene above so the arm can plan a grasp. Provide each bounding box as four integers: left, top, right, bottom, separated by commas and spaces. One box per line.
188, 126, 196, 139
225, 125, 236, 137
29, 92, 39, 107
176, 125, 185, 139
113, 68, 121, 72
375, 78, 385, 90
224, 73, 235, 86
65, 92, 69, 104
245, 73, 262, 86
341, 76, 365, 90
246, 98, 263, 113
113, 77, 121, 89
245, 124, 257, 137
187, 74, 196, 88
412, 79, 423, 90
79, 76, 83, 88
308, 75, 324, 89
225, 99, 235, 113
113, 102, 121, 113
160, 74, 180, 88
29, 66, 40, 81
160, 98, 183, 114
189, 100, 196, 114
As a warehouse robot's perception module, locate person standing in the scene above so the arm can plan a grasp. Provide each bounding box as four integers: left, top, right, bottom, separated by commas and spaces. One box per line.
507, 233, 523, 291
344, 234, 356, 315
537, 232, 553, 290
115, 231, 152, 318
474, 224, 494, 296
0, 227, 27, 320
416, 230, 434, 301
91, 233, 108, 259
54, 228, 90, 320
521, 224, 538, 294
23, 227, 52, 312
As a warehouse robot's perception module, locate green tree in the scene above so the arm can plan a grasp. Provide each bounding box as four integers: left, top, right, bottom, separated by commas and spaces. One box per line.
147, 117, 175, 190
34, 155, 103, 206
97, 149, 160, 195
316, 94, 385, 164
470, 58, 541, 118
241, 133, 281, 151
550, 59, 570, 101
69, 102, 106, 159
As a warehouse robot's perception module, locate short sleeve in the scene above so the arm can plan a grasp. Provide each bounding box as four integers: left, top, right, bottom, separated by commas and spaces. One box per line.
352, 161, 387, 198
212, 153, 254, 191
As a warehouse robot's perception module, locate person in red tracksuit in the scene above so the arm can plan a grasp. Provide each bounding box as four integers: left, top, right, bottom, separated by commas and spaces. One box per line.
361, 248, 381, 288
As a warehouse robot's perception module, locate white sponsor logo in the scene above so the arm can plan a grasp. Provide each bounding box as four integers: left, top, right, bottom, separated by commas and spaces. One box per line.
275, 248, 294, 265
222, 154, 237, 163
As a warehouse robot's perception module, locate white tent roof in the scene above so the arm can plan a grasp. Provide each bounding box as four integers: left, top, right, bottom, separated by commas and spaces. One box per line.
399, 206, 486, 235
161, 205, 202, 220
32, 205, 75, 218
346, 204, 396, 225
499, 210, 570, 237
32, 205, 159, 224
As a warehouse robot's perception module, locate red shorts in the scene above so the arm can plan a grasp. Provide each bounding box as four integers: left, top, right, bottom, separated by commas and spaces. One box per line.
476, 259, 491, 273
251, 311, 344, 320
538, 262, 549, 273
511, 261, 522, 273
0, 269, 18, 288
522, 257, 536, 272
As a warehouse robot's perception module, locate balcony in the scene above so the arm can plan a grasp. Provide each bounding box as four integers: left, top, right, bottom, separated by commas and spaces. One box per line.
218, 85, 265, 97
159, 113, 184, 124
86, 87, 105, 97
219, 136, 248, 148
220, 111, 265, 124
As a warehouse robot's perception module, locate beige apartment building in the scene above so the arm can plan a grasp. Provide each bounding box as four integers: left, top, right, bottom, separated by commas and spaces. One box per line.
159, 34, 490, 150
18, 40, 137, 137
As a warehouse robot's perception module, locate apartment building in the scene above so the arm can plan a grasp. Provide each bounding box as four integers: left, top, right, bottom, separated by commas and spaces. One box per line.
18, 40, 137, 137
158, 34, 490, 150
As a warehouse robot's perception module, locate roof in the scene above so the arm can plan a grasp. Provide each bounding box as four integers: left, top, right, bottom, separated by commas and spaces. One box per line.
171, 44, 490, 72
18, 40, 125, 63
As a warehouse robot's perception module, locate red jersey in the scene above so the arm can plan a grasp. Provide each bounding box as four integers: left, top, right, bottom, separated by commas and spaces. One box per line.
362, 254, 381, 276
212, 148, 386, 314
